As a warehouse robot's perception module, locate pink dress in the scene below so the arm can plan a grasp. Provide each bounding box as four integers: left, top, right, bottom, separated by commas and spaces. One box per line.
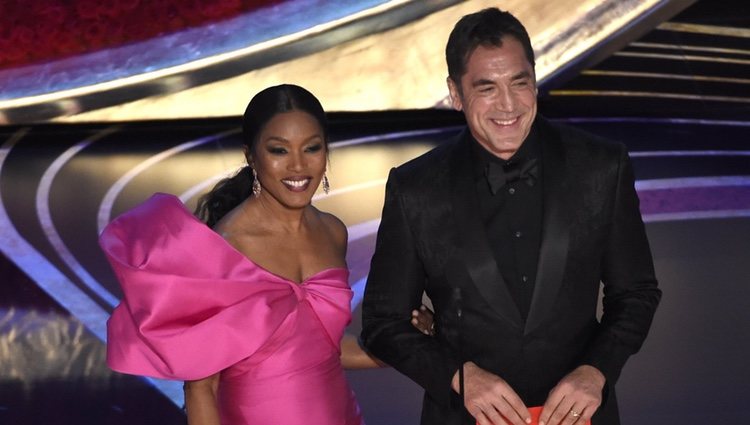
101, 193, 363, 424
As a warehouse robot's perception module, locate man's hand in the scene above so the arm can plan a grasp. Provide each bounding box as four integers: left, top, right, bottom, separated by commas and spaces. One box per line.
539, 365, 605, 425
453, 362, 531, 425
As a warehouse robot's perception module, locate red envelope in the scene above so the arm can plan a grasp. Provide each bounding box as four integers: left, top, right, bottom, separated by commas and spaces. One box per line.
478, 406, 591, 425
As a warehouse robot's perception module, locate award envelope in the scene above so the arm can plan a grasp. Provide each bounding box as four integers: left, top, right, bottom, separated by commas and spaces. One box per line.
479, 406, 591, 425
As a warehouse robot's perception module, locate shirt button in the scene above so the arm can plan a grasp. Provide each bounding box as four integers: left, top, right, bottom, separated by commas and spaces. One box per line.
514, 231, 522, 238
522, 275, 529, 283
508, 187, 515, 195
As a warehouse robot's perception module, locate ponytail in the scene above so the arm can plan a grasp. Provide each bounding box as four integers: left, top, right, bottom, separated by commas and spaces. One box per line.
194, 166, 254, 228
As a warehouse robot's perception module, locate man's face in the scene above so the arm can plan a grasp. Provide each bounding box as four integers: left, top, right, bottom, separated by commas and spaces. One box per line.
448, 37, 537, 160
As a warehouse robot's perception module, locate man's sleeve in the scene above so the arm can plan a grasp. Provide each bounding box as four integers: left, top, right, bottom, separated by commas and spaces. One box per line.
361, 168, 460, 406
580, 145, 662, 384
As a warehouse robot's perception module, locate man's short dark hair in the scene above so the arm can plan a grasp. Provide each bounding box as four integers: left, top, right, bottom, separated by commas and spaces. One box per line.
446, 8, 535, 85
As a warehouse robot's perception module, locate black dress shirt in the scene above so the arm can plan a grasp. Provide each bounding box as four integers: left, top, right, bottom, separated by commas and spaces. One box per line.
470, 129, 543, 321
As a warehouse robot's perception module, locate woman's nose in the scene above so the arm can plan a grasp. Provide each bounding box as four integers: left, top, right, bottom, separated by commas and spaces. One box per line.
288, 152, 306, 171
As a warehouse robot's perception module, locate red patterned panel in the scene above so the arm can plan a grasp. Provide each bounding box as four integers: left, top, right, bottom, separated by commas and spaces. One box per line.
0, 0, 284, 70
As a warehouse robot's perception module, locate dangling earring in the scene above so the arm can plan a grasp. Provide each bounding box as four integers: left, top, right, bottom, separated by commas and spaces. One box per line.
251, 167, 261, 197
322, 174, 330, 194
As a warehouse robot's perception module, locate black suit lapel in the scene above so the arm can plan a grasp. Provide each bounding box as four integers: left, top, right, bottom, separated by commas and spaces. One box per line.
524, 120, 571, 336
449, 132, 524, 330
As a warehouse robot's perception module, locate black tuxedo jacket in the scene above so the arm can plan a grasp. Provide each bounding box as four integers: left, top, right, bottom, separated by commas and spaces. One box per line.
361, 117, 661, 425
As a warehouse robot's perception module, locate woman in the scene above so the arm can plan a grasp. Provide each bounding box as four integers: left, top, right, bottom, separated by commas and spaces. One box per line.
101, 84, 433, 425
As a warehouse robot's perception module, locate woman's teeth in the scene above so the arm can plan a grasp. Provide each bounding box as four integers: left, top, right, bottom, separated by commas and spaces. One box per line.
282, 178, 310, 188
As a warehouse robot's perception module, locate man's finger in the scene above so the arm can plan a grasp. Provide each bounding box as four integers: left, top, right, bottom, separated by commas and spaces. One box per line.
538, 391, 564, 425
473, 410, 491, 425
560, 404, 585, 425
490, 396, 529, 425
547, 398, 576, 425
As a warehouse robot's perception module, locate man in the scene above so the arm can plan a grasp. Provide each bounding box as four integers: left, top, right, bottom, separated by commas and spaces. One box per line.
361, 8, 660, 425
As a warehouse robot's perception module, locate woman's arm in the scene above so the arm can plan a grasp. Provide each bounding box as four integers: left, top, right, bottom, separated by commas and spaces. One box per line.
184, 373, 221, 425
340, 334, 386, 369
342, 305, 435, 369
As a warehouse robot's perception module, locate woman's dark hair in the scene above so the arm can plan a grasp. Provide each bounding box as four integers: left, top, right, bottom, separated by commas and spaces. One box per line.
195, 84, 328, 227
446, 8, 535, 89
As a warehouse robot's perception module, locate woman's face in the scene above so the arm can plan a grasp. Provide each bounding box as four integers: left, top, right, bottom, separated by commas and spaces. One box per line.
249, 110, 327, 210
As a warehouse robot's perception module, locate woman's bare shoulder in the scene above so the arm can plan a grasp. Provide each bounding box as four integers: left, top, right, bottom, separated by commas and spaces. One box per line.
314, 208, 348, 251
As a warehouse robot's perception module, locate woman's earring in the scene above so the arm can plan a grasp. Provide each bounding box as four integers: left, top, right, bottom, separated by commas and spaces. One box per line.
251, 167, 261, 197
322, 174, 330, 194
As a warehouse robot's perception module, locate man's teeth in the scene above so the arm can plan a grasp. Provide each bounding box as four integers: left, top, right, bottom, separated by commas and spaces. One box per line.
493, 118, 517, 125
282, 179, 310, 187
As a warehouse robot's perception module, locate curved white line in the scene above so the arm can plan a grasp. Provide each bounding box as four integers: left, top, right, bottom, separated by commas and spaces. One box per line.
557, 117, 750, 127
550, 89, 750, 103
179, 171, 229, 204
613, 51, 750, 66
630, 150, 750, 158
36, 127, 121, 308
643, 209, 750, 223
3, 128, 183, 406
0, 130, 111, 339
97, 128, 240, 234
9, 128, 187, 408
313, 179, 387, 201
329, 126, 462, 149
636, 176, 750, 190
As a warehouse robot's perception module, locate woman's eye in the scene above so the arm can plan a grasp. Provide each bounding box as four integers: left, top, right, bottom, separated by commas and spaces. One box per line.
306, 144, 323, 153
268, 147, 287, 154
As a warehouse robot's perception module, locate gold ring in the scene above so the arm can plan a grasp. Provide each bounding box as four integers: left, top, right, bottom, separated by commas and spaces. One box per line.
570, 410, 581, 418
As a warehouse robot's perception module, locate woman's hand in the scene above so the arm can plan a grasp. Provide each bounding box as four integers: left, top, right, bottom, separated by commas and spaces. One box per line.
411, 304, 435, 335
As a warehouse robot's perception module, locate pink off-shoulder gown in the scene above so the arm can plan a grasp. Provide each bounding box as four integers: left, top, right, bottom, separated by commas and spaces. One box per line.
100, 193, 363, 425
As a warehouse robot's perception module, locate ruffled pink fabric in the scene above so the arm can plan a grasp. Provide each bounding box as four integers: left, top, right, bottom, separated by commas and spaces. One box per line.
101, 193, 363, 424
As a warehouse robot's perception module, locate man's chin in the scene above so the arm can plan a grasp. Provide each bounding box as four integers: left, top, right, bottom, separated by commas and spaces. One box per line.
486, 139, 523, 157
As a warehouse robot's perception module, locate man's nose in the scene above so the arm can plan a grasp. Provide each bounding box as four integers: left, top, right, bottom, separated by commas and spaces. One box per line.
496, 88, 515, 111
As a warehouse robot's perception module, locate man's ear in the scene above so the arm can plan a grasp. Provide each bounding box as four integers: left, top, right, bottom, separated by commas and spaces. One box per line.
447, 77, 463, 112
